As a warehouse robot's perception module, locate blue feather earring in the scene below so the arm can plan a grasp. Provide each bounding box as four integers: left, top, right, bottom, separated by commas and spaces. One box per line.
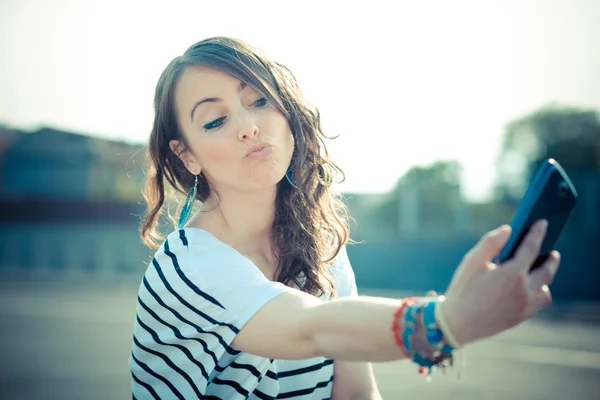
178, 174, 198, 229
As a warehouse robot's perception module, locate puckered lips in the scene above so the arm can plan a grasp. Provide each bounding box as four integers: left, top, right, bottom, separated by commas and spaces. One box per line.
244, 142, 273, 158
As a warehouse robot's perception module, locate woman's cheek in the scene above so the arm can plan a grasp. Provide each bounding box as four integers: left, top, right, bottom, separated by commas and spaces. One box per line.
204, 141, 237, 167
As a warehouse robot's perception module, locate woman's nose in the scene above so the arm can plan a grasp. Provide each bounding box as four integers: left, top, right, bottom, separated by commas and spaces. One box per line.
237, 114, 259, 141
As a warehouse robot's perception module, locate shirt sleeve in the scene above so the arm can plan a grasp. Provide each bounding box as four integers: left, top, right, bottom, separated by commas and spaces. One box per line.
182, 240, 292, 332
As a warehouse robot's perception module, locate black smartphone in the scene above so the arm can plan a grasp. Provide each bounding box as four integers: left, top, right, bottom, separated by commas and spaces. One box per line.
496, 158, 578, 270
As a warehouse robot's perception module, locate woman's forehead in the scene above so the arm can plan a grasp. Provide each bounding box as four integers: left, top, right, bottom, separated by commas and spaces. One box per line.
174, 65, 252, 121
177, 65, 244, 96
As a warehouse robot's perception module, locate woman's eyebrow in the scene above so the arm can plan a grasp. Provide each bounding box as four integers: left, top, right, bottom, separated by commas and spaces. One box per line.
190, 81, 248, 121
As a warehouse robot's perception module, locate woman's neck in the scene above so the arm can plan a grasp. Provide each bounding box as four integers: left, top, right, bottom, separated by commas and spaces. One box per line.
192, 186, 278, 255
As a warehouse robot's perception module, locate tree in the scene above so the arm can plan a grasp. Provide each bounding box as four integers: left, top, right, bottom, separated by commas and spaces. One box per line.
360, 160, 467, 238
396, 160, 465, 235
495, 104, 600, 200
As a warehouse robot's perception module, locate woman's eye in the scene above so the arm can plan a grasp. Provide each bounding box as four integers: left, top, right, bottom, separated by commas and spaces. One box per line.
203, 117, 226, 131
253, 98, 268, 108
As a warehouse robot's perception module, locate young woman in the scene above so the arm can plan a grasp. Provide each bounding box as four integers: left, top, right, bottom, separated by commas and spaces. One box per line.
129, 37, 560, 399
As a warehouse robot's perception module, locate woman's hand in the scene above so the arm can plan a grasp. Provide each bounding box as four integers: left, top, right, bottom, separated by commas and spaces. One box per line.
441, 220, 561, 346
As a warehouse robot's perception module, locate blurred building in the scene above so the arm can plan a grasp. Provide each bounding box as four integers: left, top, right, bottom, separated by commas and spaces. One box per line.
0, 127, 151, 275
0, 127, 144, 201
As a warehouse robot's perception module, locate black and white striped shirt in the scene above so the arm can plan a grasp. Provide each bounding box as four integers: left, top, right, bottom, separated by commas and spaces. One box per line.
129, 228, 358, 399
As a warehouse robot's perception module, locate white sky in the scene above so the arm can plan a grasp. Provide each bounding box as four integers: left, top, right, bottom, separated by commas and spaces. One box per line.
1, 0, 599, 200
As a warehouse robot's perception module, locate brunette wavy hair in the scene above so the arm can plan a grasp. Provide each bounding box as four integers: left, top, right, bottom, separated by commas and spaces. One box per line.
140, 37, 350, 297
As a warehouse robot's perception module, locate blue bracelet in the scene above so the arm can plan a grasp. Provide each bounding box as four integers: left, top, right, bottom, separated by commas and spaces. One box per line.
401, 297, 455, 378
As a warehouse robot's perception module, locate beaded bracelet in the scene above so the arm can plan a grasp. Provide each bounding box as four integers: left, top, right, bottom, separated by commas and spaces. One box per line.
391, 297, 419, 358
391, 295, 459, 381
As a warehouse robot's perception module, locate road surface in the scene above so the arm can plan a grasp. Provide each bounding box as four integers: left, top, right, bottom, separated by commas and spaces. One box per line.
0, 273, 598, 399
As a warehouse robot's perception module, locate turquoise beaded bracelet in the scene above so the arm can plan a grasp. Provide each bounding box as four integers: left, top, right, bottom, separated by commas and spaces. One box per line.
401, 296, 456, 380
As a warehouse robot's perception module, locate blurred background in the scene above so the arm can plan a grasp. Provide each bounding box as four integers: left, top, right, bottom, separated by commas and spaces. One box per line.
0, 0, 599, 399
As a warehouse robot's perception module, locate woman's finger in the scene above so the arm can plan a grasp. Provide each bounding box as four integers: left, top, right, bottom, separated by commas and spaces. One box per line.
524, 285, 553, 319
528, 251, 561, 291
468, 225, 512, 266
504, 219, 547, 275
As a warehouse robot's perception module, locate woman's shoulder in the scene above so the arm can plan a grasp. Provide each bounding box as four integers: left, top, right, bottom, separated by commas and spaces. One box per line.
151, 228, 252, 279
144, 228, 291, 331
158, 228, 239, 259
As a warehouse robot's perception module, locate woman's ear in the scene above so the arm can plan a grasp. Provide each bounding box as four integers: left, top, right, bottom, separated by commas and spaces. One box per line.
169, 140, 202, 175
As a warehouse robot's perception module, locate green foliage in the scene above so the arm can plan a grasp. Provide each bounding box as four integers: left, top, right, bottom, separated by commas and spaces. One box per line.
396, 160, 462, 188
495, 104, 600, 199
350, 160, 465, 239
395, 160, 463, 234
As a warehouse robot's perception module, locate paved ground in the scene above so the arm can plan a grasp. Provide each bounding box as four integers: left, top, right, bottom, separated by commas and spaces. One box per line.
0, 272, 599, 399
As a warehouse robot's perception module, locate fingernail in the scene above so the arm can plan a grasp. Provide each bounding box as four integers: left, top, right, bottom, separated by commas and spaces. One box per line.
540, 219, 548, 231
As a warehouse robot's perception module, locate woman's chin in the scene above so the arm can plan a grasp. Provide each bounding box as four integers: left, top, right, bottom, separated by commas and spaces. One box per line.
243, 165, 286, 188
239, 174, 284, 191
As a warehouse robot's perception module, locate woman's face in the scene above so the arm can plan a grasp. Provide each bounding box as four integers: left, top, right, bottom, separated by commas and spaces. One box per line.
172, 65, 294, 193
